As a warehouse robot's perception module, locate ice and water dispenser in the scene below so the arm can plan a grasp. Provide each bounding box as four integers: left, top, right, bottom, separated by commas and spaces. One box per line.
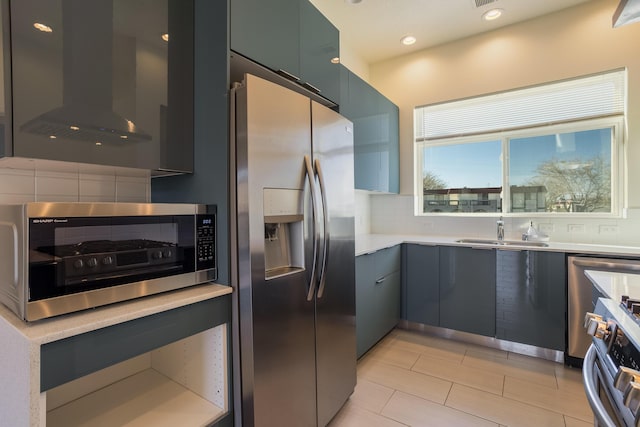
263, 188, 305, 279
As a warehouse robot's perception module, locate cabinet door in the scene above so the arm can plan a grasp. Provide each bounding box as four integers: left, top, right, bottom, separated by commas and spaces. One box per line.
230, 0, 300, 76
439, 246, 496, 337
379, 96, 399, 193
299, 0, 340, 103
348, 71, 381, 192
377, 270, 401, 338
403, 244, 439, 326
375, 245, 401, 336
496, 250, 565, 350
356, 252, 377, 358
9, 0, 194, 171
342, 70, 399, 193
356, 246, 401, 358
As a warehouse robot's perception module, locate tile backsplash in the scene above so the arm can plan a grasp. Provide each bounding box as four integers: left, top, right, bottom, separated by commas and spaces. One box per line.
361, 193, 640, 247
0, 159, 150, 204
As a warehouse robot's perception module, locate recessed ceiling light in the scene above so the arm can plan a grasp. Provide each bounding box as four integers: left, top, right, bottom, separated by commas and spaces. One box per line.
95, 142, 102, 146
400, 35, 416, 46
49, 135, 56, 139
330, 57, 340, 64
482, 8, 503, 21
161, 33, 169, 42
33, 22, 53, 33
69, 125, 80, 131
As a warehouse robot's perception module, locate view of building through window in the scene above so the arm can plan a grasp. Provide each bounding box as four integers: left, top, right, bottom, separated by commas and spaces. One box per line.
421, 127, 614, 214
422, 140, 502, 213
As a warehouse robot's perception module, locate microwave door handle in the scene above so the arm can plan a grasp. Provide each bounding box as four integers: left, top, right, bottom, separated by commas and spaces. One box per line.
582, 345, 618, 427
304, 155, 319, 302
315, 159, 329, 299
1, 221, 19, 287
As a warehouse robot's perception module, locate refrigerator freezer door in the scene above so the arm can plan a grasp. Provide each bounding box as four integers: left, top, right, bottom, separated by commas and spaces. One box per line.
236, 74, 317, 426
311, 101, 356, 427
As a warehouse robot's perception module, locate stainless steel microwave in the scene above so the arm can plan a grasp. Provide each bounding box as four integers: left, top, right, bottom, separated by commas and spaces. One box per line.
0, 202, 216, 321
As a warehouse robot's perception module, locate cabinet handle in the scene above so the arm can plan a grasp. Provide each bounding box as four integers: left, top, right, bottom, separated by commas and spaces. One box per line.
301, 81, 321, 94
375, 277, 386, 284
276, 69, 301, 82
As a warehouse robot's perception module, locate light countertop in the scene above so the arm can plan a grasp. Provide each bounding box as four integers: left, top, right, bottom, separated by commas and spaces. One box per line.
0, 282, 232, 345
585, 270, 640, 303
356, 233, 640, 257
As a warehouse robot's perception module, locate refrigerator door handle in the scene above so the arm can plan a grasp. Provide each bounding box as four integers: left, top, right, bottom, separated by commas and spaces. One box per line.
304, 155, 319, 302
315, 158, 330, 299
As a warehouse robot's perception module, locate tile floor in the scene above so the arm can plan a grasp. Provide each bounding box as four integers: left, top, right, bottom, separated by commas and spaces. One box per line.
329, 329, 593, 427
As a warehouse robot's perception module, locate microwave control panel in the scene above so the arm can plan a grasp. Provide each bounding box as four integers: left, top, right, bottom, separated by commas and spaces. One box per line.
195, 211, 216, 273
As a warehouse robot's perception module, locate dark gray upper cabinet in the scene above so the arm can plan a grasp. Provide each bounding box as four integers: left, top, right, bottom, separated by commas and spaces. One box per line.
3, 0, 194, 172
339, 66, 399, 193
439, 246, 496, 337
299, 0, 339, 104
402, 244, 439, 326
230, 0, 300, 76
230, 0, 340, 104
495, 250, 566, 350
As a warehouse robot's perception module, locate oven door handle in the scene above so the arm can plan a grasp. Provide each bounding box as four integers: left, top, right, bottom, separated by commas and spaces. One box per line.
583, 344, 619, 427
572, 258, 640, 272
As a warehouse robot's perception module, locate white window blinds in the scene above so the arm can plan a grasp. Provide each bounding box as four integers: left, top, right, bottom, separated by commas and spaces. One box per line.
415, 69, 626, 141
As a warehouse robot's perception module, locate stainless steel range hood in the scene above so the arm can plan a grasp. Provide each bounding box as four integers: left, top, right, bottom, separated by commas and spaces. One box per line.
613, 0, 640, 28
20, 0, 151, 144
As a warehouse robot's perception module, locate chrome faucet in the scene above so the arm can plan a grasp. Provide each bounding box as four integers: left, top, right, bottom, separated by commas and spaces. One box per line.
497, 217, 504, 241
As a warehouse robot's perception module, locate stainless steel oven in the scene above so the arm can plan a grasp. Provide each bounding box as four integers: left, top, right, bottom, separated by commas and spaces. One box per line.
568, 256, 640, 365
0, 202, 216, 321
584, 297, 640, 426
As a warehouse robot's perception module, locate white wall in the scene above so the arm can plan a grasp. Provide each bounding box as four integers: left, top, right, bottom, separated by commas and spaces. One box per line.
364, 0, 640, 245
338, 42, 370, 83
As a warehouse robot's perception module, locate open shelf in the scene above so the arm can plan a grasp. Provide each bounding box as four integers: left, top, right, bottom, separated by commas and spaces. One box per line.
47, 368, 225, 427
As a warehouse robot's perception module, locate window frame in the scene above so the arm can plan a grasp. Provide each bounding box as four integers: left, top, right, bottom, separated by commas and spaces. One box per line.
414, 116, 625, 218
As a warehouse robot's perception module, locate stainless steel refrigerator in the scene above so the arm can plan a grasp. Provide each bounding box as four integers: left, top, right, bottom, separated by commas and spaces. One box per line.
230, 73, 356, 427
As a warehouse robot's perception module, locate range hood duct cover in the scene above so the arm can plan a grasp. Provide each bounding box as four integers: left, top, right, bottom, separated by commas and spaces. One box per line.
613, 0, 640, 28
20, 0, 151, 144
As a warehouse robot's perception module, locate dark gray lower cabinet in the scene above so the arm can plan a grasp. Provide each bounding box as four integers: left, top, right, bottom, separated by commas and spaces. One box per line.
41, 294, 231, 391
356, 245, 401, 358
439, 246, 496, 337
402, 244, 439, 326
496, 250, 566, 350
400, 244, 566, 351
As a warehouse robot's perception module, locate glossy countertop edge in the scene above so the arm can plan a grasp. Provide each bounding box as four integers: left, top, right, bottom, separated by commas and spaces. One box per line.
0, 283, 232, 345
355, 234, 640, 257
585, 270, 640, 303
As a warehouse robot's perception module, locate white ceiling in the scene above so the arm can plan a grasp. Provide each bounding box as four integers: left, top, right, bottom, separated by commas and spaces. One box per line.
310, 0, 595, 64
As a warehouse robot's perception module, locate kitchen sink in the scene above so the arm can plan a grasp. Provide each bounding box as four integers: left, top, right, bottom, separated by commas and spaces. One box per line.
455, 238, 549, 248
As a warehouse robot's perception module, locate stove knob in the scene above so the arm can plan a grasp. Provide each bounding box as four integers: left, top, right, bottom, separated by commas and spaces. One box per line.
615, 367, 640, 392
102, 256, 114, 266
152, 251, 163, 260
162, 249, 172, 258
73, 259, 84, 269
87, 257, 98, 268
586, 318, 610, 340
624, 382, 640, 416
584, 312, 603, 328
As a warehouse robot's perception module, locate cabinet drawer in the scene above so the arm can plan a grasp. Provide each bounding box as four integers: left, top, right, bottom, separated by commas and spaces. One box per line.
375, 245, 401, 278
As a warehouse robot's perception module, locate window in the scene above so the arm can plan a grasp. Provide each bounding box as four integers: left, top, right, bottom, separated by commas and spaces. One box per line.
414, 70, 625, 216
